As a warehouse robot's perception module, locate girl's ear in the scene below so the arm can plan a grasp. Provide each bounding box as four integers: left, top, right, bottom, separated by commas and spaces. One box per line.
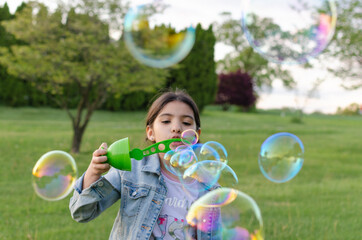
146, 125, 155, 141
197, 128, 201, 138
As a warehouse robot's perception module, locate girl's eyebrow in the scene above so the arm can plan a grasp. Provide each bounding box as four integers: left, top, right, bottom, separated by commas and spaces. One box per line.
159, 113, 194, 120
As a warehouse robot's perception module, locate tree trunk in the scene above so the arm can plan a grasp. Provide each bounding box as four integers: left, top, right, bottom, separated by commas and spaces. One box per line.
71, 125, 86, 154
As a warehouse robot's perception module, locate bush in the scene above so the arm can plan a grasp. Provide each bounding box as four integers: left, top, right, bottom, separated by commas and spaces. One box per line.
215, 70, 257, 111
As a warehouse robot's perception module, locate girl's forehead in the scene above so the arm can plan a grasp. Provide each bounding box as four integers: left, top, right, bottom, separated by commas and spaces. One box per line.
158, 101, 194, 117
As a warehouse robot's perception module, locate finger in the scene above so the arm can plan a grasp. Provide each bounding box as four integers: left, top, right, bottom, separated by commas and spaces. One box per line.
100, 142, 108, 150
92, 156, 108, 164
93, 148, 107, 157
94, 163, 110, 171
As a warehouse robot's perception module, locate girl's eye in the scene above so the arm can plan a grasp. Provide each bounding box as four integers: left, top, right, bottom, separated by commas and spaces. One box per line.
161, 120, 170, 124
183, 122, 192, 126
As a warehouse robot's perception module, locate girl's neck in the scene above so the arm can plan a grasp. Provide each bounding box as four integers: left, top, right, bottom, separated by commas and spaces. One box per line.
159, 157, 196, 184
160, 162, 180, 182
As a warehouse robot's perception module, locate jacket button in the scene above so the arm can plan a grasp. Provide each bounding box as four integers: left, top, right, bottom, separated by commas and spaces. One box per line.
97, 181, 104, 187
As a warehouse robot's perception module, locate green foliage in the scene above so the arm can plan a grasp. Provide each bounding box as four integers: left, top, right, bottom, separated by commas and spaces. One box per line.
325, 0, 361, 89
336, 103, 361, 116
0, 2, 12, 21
0, 2, 36, 107
103, 91, 154, 111
0, 1, 168, 105
214, 12, 295, 89
166, 24, 218, 112
0, 0, 168, 152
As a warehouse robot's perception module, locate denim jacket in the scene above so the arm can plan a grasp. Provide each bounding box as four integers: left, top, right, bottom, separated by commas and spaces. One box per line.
69, 154, 217, 240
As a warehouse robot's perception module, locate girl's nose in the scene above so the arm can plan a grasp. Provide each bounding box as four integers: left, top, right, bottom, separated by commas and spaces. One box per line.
171, 123, 182, 133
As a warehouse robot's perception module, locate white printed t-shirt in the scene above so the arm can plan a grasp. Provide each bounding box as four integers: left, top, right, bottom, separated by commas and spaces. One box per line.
151, 169, 199, 240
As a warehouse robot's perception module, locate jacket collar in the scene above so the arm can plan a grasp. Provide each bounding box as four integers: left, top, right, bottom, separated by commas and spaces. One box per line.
141, 154, 161, 175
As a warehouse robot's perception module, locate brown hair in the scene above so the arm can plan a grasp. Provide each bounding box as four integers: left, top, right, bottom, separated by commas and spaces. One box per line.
146, 89, 201, 131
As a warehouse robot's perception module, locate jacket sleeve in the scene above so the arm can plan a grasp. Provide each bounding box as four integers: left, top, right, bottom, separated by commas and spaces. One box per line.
69, 167, 122, 223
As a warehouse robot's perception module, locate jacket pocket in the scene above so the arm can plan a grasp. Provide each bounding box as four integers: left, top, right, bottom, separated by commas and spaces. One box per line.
122, 183, 150, 217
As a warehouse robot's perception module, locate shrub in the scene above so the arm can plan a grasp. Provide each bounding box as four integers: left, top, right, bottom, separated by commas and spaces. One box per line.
215, 70, 257, 111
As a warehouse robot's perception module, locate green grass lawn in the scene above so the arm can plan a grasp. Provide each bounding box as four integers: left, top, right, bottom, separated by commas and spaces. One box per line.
0, 106, 361, 240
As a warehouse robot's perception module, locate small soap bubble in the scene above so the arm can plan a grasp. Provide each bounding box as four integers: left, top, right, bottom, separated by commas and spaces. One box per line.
32, 150, 77, 201
181, 129, 199, 145
242, 0, 337, 64
185, 188, 264, 240
259, 132, 304, 183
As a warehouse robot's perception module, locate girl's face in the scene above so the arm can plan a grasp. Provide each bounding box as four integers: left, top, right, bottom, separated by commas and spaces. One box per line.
146, 101, 201, 150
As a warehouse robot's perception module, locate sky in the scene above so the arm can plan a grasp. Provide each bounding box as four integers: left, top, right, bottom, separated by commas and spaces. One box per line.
1, 0, 361, 114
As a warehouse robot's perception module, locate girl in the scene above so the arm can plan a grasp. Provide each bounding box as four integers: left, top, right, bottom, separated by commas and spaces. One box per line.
70, 89, 213, 240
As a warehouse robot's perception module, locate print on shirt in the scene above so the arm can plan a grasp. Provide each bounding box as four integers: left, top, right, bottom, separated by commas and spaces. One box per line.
153, 197, 194, 240
154, 214, 186, 240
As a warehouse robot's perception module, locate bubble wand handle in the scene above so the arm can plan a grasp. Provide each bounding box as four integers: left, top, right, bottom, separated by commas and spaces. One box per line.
130, 138, 182, 160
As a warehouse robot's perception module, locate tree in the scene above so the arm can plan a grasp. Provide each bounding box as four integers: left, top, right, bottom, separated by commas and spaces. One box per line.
214, 12, 295, 89
336, 103, 361, 116
215, 70, 256, 111
0, 1, 168, 153
166, 24, 218, 111
325, 0, 361, 89
0, 2, 30, 107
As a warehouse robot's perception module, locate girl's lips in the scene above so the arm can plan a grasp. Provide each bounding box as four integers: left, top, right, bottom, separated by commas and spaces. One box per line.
171, 141, 183, 147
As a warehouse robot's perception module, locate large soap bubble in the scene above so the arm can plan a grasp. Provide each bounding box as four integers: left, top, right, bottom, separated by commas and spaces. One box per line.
242, 0, 337, 64
123, 1, 195, 68
32, 150, 78, 201
200, 141, 228, 164
185, 188, 264, 240
182, 161, 238, 191
170, 147, 198, 177
162, 139, 237, 198
259, 132, 304, 183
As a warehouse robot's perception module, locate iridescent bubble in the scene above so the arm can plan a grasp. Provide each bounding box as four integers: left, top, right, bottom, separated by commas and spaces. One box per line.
242, 0, 337, 64
32, 150, 77, 201
181, 129, 199, 145
259, 132, 304, 183
191, 143, 219, 163
123, 2, 195, 68
185, 188, 264, 240
163, 149, 178, 175
170, 149, 198, 177
182, 161, 238, 191
200, 141, 228, 164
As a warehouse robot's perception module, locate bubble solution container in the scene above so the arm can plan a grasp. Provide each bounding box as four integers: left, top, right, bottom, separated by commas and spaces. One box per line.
106, 138, 182, 171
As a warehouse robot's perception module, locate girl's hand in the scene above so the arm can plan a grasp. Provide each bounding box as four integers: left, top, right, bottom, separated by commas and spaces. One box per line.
82, 143, 110, 189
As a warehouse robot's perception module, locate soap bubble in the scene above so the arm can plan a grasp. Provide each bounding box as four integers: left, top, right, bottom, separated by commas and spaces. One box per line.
163, 149, 178, 175
181, 129, 199, 145
182, 161, 238, 191
242, 0, 337, 64
170, 148, 198, 177
185, 188, 264, 240
259, 132, 304, 183
32, 150, 77, 201
123, 1, 195, 68
161, 140, 235, 198
200, 141, 228, 164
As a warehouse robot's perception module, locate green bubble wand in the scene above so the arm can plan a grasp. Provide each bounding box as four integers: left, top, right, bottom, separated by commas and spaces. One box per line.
105, 138, 184, 171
